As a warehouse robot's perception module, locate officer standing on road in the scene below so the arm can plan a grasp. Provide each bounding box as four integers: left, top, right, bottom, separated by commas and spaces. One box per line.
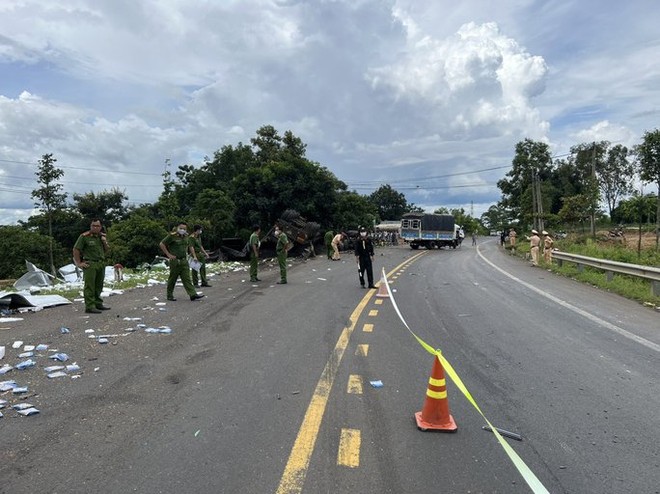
159, 222, 204, 301
331, 232, 345, 260
190, 224, 212, 287
249, 224, 261, 282
274, 223, 291, 284
73, 218, 110, 314
542, 230, 554, 264
529, 229, 541, 266
509, 228, 517, 250
324, 229, 334, 259
354, 227, 375, 288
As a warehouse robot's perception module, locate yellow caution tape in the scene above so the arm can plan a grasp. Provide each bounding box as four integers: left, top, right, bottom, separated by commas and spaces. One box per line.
381, 267, 551, 494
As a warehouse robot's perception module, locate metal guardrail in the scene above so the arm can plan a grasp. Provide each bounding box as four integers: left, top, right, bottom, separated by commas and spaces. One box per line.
552, 251, 660, 297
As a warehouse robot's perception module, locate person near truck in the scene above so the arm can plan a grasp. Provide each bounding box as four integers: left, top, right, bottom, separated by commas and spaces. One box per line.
331, 232, 345, 260
354, 228, 375, 288
274, 223, 291, 284
249, 224, 261, 282
324, 230, 334, 259
73, 218, 110, 314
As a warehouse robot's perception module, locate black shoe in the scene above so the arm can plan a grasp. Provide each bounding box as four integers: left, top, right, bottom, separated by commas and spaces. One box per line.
190, 294, 205, 301
201, 283, 212, 287
368, 285, 377, 289
276, 280, 287, 284
250, 278, 258, 282
360, 285, 366, 289
167, 297, 177, 301
85, 308, 102, 314
96, 305, 111, 310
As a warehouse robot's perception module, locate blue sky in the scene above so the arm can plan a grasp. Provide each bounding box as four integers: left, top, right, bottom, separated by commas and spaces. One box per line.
1, 0, 659, 224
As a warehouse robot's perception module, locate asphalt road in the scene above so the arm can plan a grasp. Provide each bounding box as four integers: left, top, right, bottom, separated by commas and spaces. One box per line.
1, 239, 659, 494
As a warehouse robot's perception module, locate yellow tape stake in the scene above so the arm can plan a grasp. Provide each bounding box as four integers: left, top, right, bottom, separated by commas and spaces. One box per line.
381, 268, 551, 494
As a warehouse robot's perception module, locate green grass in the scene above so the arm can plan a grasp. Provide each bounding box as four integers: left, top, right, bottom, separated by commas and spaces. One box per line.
511, 236, 660, 308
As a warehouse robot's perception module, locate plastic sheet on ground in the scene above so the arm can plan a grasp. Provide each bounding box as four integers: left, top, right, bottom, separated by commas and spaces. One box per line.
0, 291, 71, 310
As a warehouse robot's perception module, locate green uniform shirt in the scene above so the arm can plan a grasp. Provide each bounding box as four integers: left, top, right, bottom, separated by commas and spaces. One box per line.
276, 232, 289, 253
249, 232, 260, 251
324, 230, 334, 245
161, 233, 191, 259
190, 235, 204, 255
73, 232, 106, 262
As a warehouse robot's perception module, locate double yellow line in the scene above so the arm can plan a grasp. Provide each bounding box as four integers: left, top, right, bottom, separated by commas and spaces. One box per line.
276, 252, 426, 494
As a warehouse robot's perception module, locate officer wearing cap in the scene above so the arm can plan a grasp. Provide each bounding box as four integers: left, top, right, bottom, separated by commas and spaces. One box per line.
529, 229, 541, 266
354, 227, 375, 288
542, 230, 554, 264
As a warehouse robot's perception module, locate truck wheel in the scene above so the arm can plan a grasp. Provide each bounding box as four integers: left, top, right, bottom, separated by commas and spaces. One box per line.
426, 242, 436, 250
411, 244, 419, 250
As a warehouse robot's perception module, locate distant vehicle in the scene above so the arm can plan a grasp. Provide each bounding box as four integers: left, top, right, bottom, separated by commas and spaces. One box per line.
400, 213, 458, 249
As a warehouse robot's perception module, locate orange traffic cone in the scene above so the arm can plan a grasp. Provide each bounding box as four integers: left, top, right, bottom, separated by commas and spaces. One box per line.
415, 352, 458, 432
376, 270, 389, 298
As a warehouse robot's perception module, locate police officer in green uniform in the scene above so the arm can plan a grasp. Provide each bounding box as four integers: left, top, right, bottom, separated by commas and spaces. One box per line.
324, 230, 334, 259
190, 224, 211, 287
73, 218, 110, 314
249, 224, 261, 282
274, 224, 291, 284
159, 222, 205, 301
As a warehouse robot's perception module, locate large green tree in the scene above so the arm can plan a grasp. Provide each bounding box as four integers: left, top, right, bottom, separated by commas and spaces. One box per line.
72, 188, 129, 227
497, 139, 553, 229
107, 214, 168, 268
31, 153, 68, 276
369, 184, 409, 221
0, 226, 69, 279
636, 128, 660, 249
597, 144, 635, 217
334, 191, 377, 230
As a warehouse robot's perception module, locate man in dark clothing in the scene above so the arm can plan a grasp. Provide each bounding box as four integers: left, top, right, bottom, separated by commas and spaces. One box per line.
354, 227, 375, 288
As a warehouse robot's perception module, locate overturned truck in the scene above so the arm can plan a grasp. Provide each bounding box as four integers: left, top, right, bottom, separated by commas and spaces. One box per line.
219, 210, 321, 260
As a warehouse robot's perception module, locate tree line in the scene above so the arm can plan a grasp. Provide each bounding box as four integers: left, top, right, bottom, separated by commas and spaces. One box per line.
0, 126, 423, 279
480, 130, 660, 247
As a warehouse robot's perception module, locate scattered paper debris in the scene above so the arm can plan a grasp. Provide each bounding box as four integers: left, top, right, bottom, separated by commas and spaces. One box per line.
369, 380, 384, 388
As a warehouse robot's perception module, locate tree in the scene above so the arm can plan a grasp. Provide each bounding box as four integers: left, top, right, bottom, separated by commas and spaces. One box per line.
0, 226, 69, 279
597, 144, 635, 218
72, 188, 129, 227
106, 213, 168, 268
497, 139, 553, 229
334, 191, 377, 230
369, 184, 409, 221
31, 153, 68, 276
189, 188, 236, 247
636, 129, 660, 249
569, 142, 607, 236
557, 194, 592, 232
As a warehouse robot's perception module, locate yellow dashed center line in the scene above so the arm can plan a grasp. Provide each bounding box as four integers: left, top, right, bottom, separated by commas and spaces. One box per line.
337, 429, 361, 468
355, 344, 369, 356
368, 310, 378, 317
347, 374, 363, 394
374, 299, 383, 305
362, 323, 373, 332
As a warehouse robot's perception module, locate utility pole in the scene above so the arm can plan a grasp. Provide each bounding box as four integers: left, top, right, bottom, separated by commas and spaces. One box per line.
530, 169, 538, 231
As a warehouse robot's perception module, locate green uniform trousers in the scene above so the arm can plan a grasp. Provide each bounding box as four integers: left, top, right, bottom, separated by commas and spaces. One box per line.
167, 259, 198, 298
277, 251, 287, 282
250, 253, 258, 281
191, 259, 207, 286
83, 260, 105, 310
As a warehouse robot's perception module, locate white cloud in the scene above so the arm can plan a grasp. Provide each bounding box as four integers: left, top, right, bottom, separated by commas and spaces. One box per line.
0, 0, 659, 225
